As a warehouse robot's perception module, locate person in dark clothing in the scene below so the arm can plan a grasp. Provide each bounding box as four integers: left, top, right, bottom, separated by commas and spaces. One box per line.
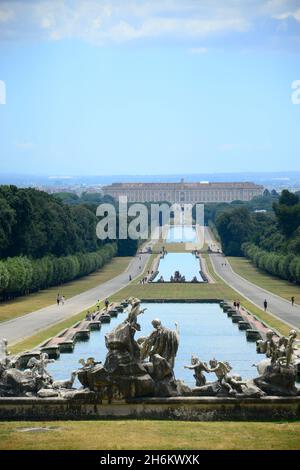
291, 296, 295, 306
263, 299, 268, 312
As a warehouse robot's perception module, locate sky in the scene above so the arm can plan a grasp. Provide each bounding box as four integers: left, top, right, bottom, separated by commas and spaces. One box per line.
0, 0, 300, 176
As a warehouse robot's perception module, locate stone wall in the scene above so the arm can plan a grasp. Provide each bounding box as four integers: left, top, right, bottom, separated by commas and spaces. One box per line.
0, 397, 299, 421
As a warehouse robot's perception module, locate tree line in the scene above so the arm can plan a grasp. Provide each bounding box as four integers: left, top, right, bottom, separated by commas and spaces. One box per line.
242, 242, 300, 284
0, 185, 130, 300
0, 243, 117, 299
0, 185, 103, 258
212, 190, 300, 284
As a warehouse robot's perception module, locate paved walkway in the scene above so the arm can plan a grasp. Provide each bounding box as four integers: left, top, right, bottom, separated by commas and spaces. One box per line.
0, 247, 153, 345
204, 227, 300, 330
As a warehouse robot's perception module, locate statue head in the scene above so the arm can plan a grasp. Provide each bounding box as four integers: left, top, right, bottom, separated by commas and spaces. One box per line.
289, 329, 297, 339
266, 330, 274, 340
131, 297, 141, 307
152, 319, 161, 329
209, 358, 218, 368
278, 336, 288, 347
191, 355, 198, 365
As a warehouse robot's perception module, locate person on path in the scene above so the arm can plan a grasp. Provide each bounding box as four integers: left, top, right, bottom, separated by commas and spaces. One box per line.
61, 295, 65, 305
86, 311, 92, 321
263, 299, 268, 312
105, 298, 109, 310
291, 296, 295, 307
56, 293, 60, 306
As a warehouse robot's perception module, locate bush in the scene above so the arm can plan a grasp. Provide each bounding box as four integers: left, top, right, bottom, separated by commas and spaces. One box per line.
242, 242, 300, 284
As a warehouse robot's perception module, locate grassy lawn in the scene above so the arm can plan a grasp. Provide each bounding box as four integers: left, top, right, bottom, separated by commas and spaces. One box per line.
228, 257, 300, 304
0, 257, 131, 323
0, 420, 299, 450
203, 254, 295, 337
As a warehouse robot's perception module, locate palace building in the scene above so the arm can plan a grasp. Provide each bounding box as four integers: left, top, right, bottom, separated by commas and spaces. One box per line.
102, 180, 264, 204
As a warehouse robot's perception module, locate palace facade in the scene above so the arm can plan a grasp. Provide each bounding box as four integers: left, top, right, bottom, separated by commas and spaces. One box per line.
102, 181, 264, 204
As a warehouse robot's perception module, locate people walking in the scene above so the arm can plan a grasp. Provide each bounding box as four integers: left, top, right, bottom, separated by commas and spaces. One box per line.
56, 293, 60, 306
105, 298, 109, 310
291, 296, 295, 307
263, 299, 268, 312
61, 295, 65, 305
86, 310, 92, 321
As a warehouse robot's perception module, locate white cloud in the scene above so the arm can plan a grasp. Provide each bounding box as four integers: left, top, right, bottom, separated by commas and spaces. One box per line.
0, 6, 14, 23
0, 0, 299, 45
273, 8, 300, 21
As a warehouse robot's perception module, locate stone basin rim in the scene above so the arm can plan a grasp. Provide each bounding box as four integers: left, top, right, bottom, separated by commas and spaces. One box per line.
0, 396, 299, 404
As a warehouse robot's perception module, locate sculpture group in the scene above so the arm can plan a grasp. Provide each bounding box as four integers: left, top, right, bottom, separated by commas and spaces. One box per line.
157, 270, 199, 283
0, 299, 299, 400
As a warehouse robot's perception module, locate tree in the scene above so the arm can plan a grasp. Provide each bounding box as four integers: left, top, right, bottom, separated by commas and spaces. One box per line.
0, 261, 9, 293
5, 257, 33, 296
216, 207, 253, 256
278, 190, 299, 207
273, 196, 300, 238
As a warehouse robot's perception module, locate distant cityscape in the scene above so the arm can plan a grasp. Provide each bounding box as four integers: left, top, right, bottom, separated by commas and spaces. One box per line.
0, 171, 300, 197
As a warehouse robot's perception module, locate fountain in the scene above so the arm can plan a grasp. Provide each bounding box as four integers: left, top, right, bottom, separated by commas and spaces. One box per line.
1, 301, 299, 404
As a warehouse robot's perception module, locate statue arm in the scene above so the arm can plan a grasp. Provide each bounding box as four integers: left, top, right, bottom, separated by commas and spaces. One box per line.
206, 365, 218, 373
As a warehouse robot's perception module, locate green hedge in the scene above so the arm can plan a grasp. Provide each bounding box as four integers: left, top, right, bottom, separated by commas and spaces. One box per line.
0, 243, 117, 299
242, 242, 300, 284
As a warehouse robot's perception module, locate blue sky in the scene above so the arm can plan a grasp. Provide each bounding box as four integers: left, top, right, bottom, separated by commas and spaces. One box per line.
0, 0, 299, 176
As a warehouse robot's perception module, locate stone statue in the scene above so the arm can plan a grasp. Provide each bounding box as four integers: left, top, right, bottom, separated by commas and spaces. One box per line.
0, 338, 9, 361
79, 357, 99, 368
207, 358, 232, 381
184, 355, 209, 386
256, 330, 277, 363
277, 329, 297, 367
52, 371, 77, 389
25, 353, 55, 382
126, 297, 147, 326
254, 329, 298, 396
140, 319, 179, 368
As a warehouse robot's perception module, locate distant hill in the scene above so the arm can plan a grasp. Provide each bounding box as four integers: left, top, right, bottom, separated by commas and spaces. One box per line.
0, 171, 300, 191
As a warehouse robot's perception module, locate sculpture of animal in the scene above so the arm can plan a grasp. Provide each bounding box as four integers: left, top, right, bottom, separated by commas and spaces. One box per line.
52, 370, 77, 389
